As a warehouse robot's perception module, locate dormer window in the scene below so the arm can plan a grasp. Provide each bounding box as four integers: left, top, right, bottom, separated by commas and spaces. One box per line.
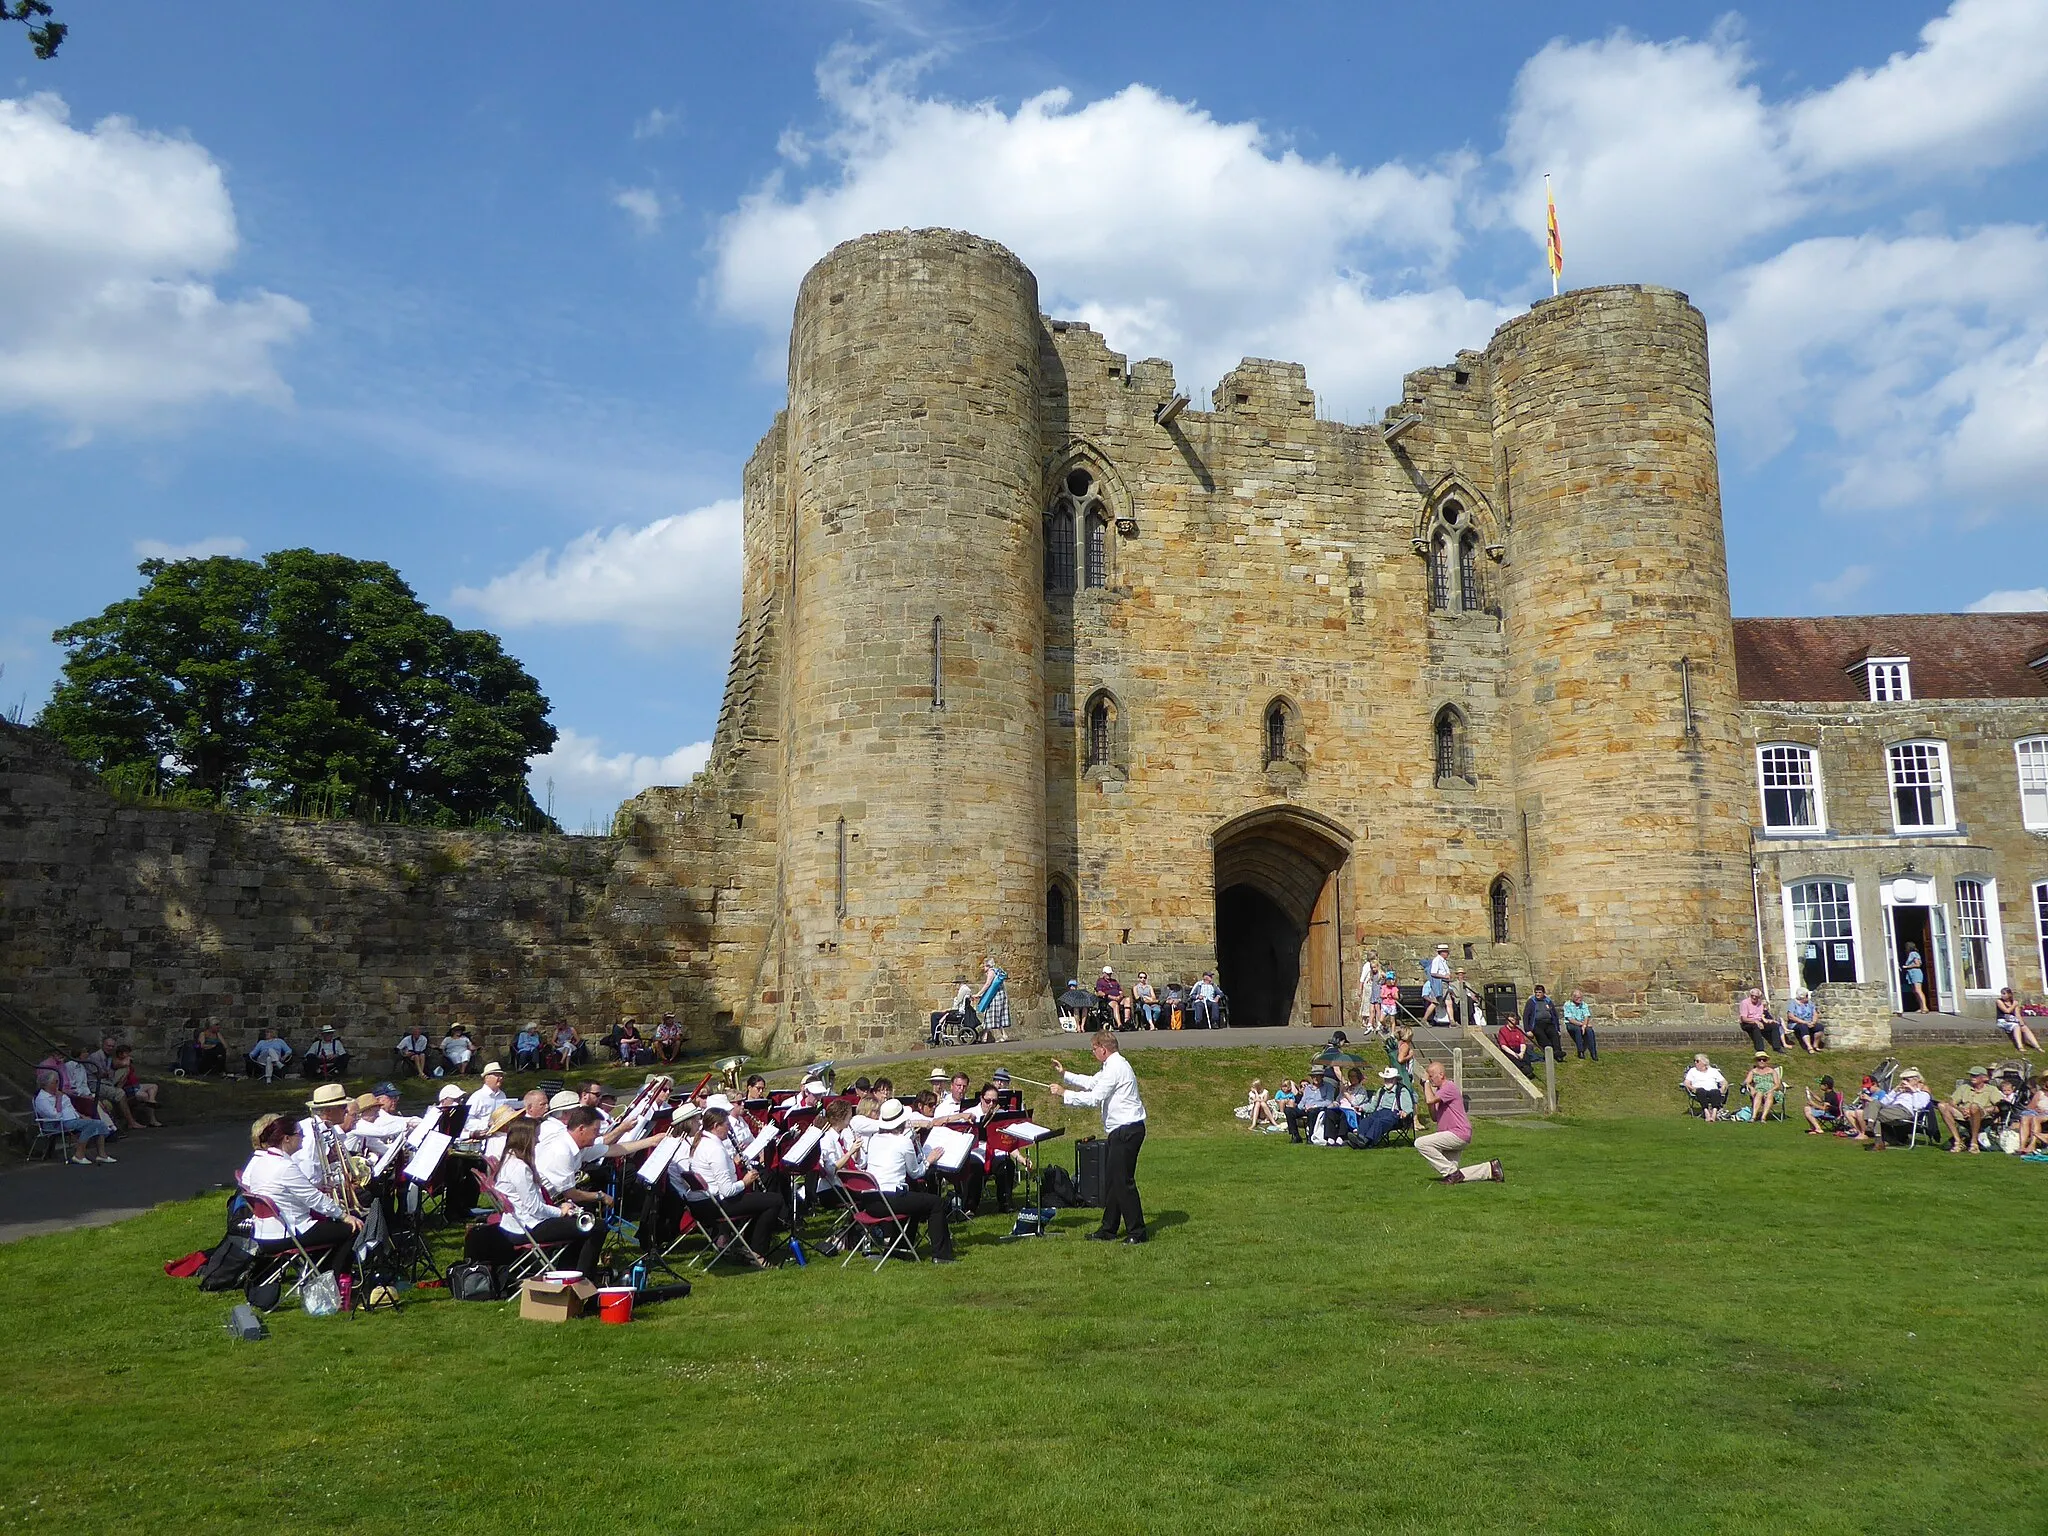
1852, 656, 1911, 702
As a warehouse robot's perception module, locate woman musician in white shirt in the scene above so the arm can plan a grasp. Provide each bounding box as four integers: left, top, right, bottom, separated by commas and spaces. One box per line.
472, 1119, 607, 1274
688, 1106, 785, 1267
240, 1113, 361, 1267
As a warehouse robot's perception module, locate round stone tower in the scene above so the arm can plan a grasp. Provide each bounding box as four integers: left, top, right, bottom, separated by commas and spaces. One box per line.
776, 229, 1048, 1052
1489, 285, 1752, 1003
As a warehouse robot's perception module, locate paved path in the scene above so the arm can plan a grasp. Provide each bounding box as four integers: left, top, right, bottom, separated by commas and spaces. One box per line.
0, 1122, 243, 1244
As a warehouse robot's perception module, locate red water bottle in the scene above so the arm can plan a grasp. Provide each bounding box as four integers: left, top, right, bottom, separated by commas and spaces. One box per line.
337, 1273, 352, 1312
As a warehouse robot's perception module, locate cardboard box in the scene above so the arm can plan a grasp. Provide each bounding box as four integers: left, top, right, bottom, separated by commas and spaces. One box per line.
519, 1275, 597, 1322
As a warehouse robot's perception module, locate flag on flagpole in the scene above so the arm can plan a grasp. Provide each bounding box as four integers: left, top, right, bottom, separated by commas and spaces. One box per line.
1544, 174, 1563, 296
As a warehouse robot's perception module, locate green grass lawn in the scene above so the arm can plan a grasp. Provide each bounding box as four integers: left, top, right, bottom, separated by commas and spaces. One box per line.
3, 1044, 2041, 1534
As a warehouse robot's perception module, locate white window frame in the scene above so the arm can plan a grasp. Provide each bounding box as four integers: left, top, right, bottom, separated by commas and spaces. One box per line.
1755, 742, 1825, 835
2037, 881, 2048, 994
1886, 739, 1954, 833
1855, 657, 1911, 702
1951, 875, 2006, 995
2016, 737, 2048, 830
1780, 876, 1864, 988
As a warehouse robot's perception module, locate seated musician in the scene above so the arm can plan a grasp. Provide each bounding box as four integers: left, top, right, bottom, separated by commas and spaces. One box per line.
349, 1084, 413, 1160
935, 1071, 973, 1118
296, 1082, 355, 1195
463, 1063, 510, 1137
652, 1015, 683, 1064
511, 1023, 543, 1072
519, 1088, 550, 1120
812, 1100, 859, 1208
861, 1099, 955, 1261
395, 1027, 430, 1078
688, 1105, 783, 1267
959, 1081, 1020, 1213
241, 1113, 361, 1267
474, 1119, 607, 1274
534, 1106, 619, 1224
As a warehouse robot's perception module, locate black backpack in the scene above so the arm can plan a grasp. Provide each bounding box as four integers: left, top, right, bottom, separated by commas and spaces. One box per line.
448, 1261, 505, 1301
197, 1233, 259, 1293
1040, 1166, 1078, 1208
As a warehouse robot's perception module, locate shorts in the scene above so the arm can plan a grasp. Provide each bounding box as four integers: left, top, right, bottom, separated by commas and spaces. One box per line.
1905, 969, 1924, 986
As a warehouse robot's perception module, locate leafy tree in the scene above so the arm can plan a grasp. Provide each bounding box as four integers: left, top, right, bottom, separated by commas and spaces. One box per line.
40, 549, 558, 829
4, 2, 65, 59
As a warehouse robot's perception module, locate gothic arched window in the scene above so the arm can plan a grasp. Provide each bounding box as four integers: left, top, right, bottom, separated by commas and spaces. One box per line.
1458, 532, 1481, 610
1046, 882, 1068, 946
1428, 531, 1451, 610
1490, 875, 1513, 945
1088, 695, 1116, 768
1422, 496, 1494, 612
1265, 701, 1288, 764
1048, 467, 1110, 596
1045, 503, 1075, 594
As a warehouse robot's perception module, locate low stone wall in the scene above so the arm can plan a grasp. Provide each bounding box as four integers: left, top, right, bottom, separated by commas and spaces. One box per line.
0, 724, 718, 1067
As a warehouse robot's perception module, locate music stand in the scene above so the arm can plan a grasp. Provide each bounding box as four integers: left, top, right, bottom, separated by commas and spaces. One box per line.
988, 1116, 1064, 1236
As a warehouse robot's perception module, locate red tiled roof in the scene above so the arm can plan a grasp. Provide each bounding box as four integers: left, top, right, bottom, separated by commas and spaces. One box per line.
1733, 614, 2048, 702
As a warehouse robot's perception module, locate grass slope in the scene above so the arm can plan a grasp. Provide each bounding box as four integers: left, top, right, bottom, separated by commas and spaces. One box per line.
2, 1046, 2041, 1534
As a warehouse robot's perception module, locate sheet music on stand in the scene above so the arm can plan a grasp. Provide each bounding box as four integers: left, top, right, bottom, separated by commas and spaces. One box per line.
372, 1137, 407, 1179
636, 1134, 683, 1186
994, 1119, 1057, 1143
742, 1122, 777, 1163
403, 1130, 451, 1183
780, 1122, 824, 1167
404, 1113, 438, 1151
925, 1125, 976, 1171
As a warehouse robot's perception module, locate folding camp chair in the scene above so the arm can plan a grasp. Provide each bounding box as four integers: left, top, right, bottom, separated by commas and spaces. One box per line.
472, 1166, 579, 1281
672, 1169, 765, 1270
236, 1186, 347, 1308
837, 1171, 921, 1271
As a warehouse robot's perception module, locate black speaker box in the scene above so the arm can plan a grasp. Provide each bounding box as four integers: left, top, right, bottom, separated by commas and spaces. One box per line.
1073, 1136, 1105, 1207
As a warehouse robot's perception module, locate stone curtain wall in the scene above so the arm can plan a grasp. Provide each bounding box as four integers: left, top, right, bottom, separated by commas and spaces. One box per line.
1, 723, 724, 1065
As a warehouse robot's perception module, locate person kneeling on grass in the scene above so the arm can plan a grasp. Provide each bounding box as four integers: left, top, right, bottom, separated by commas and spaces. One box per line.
1683, 1055, 1729, 1121
1803, 1076, 1844, 1135
1415, 1061, 1500, 1184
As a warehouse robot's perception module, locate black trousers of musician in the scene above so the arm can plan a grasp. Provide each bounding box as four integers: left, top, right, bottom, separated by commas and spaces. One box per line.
948, 1157, 1016, 1215
1099, 1120, 1146, 1238
468, 1215, 605, 1275
276, 1216, 356, 1272
710, 1189, 783, 1256
859, 1189, 953, 1260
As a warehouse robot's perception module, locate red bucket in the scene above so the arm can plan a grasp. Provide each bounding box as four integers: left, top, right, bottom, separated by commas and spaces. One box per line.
596, 1287, 635, 1324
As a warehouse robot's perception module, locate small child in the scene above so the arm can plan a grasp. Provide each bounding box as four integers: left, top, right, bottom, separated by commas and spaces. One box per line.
1377, 973, 1399, 1028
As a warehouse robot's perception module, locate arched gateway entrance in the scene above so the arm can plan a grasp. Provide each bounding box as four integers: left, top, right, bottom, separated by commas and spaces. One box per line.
1211, 806, 1354, 1028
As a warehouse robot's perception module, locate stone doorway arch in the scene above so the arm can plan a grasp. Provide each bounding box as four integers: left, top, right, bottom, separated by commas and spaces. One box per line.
1211, 805, 1355, 1028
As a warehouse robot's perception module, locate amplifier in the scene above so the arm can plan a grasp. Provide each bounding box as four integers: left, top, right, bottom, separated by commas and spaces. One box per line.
1073, 1135, 1105, 1207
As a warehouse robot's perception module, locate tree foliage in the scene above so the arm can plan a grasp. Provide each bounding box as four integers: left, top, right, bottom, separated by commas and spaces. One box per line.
4, 2, 65, 59
40, 550, 558, 829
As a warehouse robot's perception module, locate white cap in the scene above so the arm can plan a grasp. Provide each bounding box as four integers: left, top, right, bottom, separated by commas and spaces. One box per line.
436, 1084, 463, 1102
547, 1090, 581, 1112
801, 1078, 827, 1095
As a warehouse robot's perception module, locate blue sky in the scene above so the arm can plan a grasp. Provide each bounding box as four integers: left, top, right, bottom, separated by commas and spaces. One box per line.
4, 0, 2045, 830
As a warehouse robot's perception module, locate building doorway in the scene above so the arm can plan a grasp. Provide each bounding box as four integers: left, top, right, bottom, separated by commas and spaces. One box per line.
1883, 901, 1952, 1013
1211, 806, 1353, 1028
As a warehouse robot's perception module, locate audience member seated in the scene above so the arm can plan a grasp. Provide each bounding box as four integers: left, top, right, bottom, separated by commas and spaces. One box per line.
1740, 1053, 1783, 1122
1939, 1066, 2003, 1155
303, 1025, 349, 1080
1241, 1079, 1281, 1132
1848, 1068, 1932, 1149
1786, 989, 1825, 1052
1344, 1068, 1416, 1147
2018, 1076, 2048, 1159
1286, 1066, 1342, 1144
246, 1027, 294, 1083
548, 1021, 586, 1070
1190, 972, 1223, 1029
512, 1023, 544, 1072
1131, 973, 1160, 1029
652, 1014, 683, 1065
395, 1027, 431, 1078
103, 1045, 162, 1127
1094, 967, 1131, 1030
1057, 978, 1093, 1032
182, 1020, 230, 1077
32, 1078, 115, 1163
1802, 1076, 1845, 1135
609, 1018, 647, 1066
1682, 1055, 1729, 1121
1495, 1018, 1536, 1078
79, 1039, 141, 1131
439, 1024, 475, 1076
1736, 988, 1783, 1054
1274, 1079, 1299, 1113
1995, 988, 2042, 1051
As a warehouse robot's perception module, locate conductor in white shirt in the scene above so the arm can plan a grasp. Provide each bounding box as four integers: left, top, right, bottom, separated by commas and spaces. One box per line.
1050, 1032, 1148, 1243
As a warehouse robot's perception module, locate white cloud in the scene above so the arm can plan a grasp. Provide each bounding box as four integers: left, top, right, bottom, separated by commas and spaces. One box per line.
455, 498, 743, 645
1810, 563, 1875, 605
713, 48, 1476, 407
133, 535, 248, 561
528, 728, 712, 828
0, 93, 308, 424
613, 186, 664, 234
633, 107, 678, 141
1968, 587, 2048, 613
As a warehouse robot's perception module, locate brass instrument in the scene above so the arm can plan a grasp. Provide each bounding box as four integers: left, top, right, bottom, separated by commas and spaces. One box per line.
313, 1115, 365, 1215
715, 1055, 749, 1093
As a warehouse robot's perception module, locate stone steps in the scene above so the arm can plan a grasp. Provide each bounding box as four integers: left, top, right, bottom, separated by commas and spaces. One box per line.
1411, 1037, 1545, 1118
